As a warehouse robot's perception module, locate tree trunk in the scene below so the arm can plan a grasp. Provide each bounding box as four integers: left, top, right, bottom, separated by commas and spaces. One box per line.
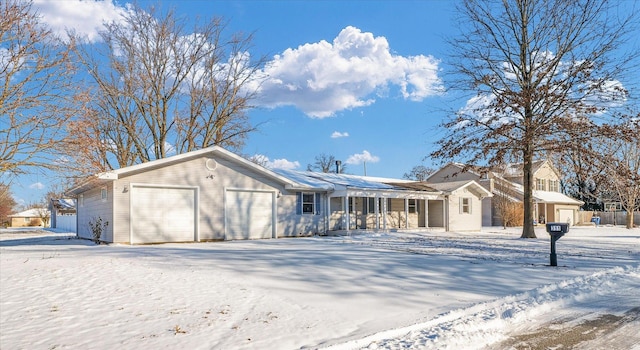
627, 210, 634, 229
521, 145, 537, 238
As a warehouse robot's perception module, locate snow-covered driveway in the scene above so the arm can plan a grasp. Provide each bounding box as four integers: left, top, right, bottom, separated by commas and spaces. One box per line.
1, 226, 638, 349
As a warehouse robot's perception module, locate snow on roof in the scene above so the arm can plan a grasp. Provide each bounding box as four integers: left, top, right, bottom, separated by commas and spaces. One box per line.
533, 190, 584, 205
500, 181, 583, 204
9, 208, 49, 217
51, 198, 76, 209
272, 169, 335, 190
274, 170, 428, 192
303, 171, 401, 189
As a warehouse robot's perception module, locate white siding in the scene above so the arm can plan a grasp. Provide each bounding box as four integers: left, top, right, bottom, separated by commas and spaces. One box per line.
77, 184, 113, 242
448, 190, 483, 232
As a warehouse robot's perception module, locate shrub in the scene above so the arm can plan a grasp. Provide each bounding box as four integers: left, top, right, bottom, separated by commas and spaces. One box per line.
88, 216, 109, 244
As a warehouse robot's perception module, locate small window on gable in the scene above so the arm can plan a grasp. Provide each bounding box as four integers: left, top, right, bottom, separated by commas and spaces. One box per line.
536, 178, 546, 191
461, 197, 471, 214
101, 187, 107, 201
549, 180, 559, 192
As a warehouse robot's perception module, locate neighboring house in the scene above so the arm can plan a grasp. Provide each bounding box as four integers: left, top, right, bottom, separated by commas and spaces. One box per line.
427, 160, 584, 226
66, 146, 491, 244
8, 208, 50, 228
50, 198, 77, 232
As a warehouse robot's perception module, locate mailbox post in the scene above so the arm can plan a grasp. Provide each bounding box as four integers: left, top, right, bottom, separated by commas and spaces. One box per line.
546, 223, 569, 266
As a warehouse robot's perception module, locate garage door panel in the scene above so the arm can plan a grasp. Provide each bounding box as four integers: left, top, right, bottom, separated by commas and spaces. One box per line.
226, 190, 273, 240
558, 209, 574, 226
132, 186, 196, 244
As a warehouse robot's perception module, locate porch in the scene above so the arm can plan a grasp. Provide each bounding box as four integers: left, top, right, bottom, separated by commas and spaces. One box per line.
327, 196, 446, 231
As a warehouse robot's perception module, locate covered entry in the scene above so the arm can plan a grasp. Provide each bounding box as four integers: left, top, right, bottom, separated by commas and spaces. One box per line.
225, 189, 276, 240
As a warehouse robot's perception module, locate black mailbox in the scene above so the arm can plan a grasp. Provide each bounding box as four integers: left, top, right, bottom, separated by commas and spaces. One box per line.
546, 223, 569, 266
546, 223, 569, 235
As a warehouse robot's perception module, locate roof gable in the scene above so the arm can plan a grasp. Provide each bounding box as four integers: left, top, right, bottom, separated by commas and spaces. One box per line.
68, 146, 302, 194
426, 163, 482, 182
428, 180, 492, 198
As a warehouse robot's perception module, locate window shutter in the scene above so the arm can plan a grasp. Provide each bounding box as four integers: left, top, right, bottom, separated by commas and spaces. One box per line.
296, 192, 302, 215
315, 193, 321, 215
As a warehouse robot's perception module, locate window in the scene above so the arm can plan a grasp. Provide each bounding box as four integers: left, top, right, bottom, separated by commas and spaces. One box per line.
548, 180, 559, 192
302, 193, 314, 214
536, 179, 546, 191
461, 198, 471, 214
387, 198, 393, 212
366, 197, 378, 214
101, 187, 108, 201
408, 199, 417, 213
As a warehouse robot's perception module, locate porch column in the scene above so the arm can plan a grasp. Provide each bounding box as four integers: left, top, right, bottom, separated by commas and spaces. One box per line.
444, 197, 449, 232
344, 195, 350, 230
325, 194, 330, 233
404, 198, 409, 229
375, 197, 380, 230
544, 203, 548, 223
425, 200, 429, 228
382, 198, 387, 230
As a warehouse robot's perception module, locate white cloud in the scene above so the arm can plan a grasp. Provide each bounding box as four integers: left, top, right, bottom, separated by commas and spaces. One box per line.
331, 131, 349, 138
268, 158, 300, 170
253, 154, 300, 170
32, 0, 128, 42
345, 150, 380, 165
256, 26, 443, 118
29, 182, 45, 190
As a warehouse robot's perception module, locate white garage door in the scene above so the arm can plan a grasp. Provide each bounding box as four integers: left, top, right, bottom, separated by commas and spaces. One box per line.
131, 186, 197, 244
225, 190, 274, 240
558, 209, 574, 226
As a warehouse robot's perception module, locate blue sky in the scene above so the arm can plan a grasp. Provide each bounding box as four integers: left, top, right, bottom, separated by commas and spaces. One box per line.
11, 0, 460, 206
12, 0, 637, 207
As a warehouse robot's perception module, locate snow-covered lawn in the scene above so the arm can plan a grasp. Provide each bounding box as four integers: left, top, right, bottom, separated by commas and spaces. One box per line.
1, 226, 638, 349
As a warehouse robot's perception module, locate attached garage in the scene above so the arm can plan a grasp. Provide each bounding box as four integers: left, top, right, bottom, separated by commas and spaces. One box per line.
130, 185, 198, 244
225, 189, 275, 240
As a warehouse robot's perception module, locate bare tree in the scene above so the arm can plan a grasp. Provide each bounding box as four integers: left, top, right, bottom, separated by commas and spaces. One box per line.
34, 207, 50, 227
403, 165, 435, 181
0, 0, 76, 178
432, 0, 639, 238
493, 177, 523, 228
307, 153, 346, 173
552, 140, 608, 211
68, 4, 265, 174
602, 118, 640, 229
0, 184, 17, 227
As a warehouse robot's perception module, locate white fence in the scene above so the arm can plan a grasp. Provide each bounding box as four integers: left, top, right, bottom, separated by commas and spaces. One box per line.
54, 215, 76, 233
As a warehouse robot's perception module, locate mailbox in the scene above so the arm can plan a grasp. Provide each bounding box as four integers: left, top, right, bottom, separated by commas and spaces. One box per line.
546, 223, 569, 266
546, 222, 569, 235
